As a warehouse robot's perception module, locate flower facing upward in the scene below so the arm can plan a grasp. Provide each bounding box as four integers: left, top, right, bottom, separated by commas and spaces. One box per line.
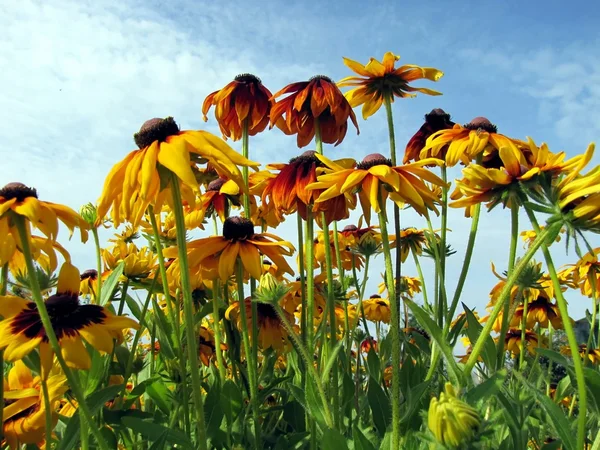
165, 216, 295, 281
404, 109, 455, 163
270, 76, 359, 147
96, 117, 259, 228
338, 52, 443, 120
2, 361, 68, 449
308, 153, 446, 224
262, 151, 355, 225
0, 182, 89, 243
0, 263, 139, 376
362, 295, 391, 323
202, 73, 273, 140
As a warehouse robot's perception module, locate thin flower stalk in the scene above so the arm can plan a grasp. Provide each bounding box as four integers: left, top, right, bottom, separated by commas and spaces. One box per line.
212, 279, 227, 379
526, 208, 587, 449
170, 174, 209, 448
297, 213, 308, 341
438, 166, 449, 327
584, 278, 598, 363
519, 297, 529, 368
13, 214, 110, 450
92, 227, 103, 303
412, 251, 430, 310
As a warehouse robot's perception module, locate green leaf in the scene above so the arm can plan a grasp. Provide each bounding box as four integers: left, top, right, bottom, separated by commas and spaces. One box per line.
148, 431, 169, 450
353, 424, 376, 450
400, 380, 430, 424
321, 340, 345, 385
366, 348, 381, 382
463, 304, 496, 370
306, 377, 328, 429
466, 369, 507, 404
405, 299, 463, 383
121, 417, 194, 449
84, 349, 108, 395
584, 367, 600, 414
99, 262, 124, 306
204, 380, 224, 439
57, 385, 124, 450
99, 426, 118, 449
146, 380, 172, 416
535, 348, 571, 368
113, 345, 130, 376
125, 293, 144, 323
150, 297, 176, 359
283, 400, 306, 432
221, 379, 243, 425
321, 428, 349, 450
368, 377, 390, 437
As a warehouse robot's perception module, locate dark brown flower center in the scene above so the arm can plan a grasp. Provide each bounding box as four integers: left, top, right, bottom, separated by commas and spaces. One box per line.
357, 153, 392, 170
11, 295, 106, 341
424, 108, 453, 126
289, 150, 322, 166
207, 178, 227, 192
256, 302, 280, 321
309, 75, 332, 83
80, 269, 98, 281
223, 216, 255, 241
342, 225, 358, 233
376, 300, 388, 307
235, 73, 261, 84
133, 117, 180, 149
0, 182, 38, 201
464, 116, 497, 133
370, 294, 381, 299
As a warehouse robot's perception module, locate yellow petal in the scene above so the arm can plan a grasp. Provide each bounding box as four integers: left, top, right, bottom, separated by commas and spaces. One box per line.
57, 262, 80, 296
340, 170, 368, 193
158, 139, 198, 190
218, 242, 240, 280
79, 325, 114, 354
239, 242, 262, 280
220, 179, 240, 196
61, 336, 91, 370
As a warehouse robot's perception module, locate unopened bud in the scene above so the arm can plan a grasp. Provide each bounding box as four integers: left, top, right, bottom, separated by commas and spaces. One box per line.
79, 202, 98, 226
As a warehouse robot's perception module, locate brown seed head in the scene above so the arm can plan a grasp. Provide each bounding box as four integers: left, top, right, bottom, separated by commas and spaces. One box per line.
134, 117, 180, 149
0, 182, 38, 201
223, 216, 255, 241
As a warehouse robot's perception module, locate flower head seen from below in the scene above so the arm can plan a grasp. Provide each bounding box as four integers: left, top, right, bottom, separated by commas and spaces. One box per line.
226, 297, 291, 351
103, 242, 158, 281
404, 108, 454, 163
428, 383, 481, 449
262, 151, 355, 225
2, 361, 68, 449
308, 153, 445, 224
165, 216, 295, 281
338, 52, 443, 120
96, 117, 259, 228
362, 295, 391, 323
202, 73, 273, 141
198, 325, 227, 367
562, 247, 600, 297
201, 177, 241, 223
270, 76, 359, 147
503, 329, 540, 356
0, 182, 89, 243
0, 262, 139, 376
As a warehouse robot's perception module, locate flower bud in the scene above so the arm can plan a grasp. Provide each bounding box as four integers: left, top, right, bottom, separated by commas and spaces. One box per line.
79, 202, 98, 226
254, 273, 290, 305
428, 382, 481, 448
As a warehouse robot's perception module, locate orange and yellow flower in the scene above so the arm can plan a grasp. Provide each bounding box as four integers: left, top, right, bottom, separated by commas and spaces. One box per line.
404, 109, 454, 163
201, 178, 241, 222
362, 295, 391, 323
270, 76, 359, 147
502, 329, 539, 356
202, 73, 273, 141
338, 52, 443, 120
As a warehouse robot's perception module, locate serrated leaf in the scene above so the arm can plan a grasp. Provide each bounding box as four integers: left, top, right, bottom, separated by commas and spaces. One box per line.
100, 262, 124, 306
321, 340, 345, 385
306, 377, 328, 429
368, 377, 390, 437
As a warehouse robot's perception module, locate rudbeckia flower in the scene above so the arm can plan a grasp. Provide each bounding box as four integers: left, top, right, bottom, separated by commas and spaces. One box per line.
378, 276, 422, 298
79, 269, 100, 298
0, 182, 88, 243
510, 295, 563, 330
561, 247, 600, 297
198, 325, 228, 367
96, 117, 259, 228
392, 227, 428, 263
421, 117, 522, 167
520, 226, 563, 248
225, 298, 292, 351
312, 231, 365, 271
270, 76, 359, 147
262, 151, 356, 225
362, 295, 391, 323
338, 52, 443, 120
165, 217, 294, 281
203, 73, 273, 141
2, 361, 68, 449
103, 242, 157, 281
308, 153, 446, 224
561, 344, 600, 365
502, 329, 540, 356
0, 263, 139, 375
340, 224, 382, 257
201, 178, 241, 222
404, 109, 454, 163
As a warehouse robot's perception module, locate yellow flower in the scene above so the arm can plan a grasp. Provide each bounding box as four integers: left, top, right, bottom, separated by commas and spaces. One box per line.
561, 247, 600, 297
502, 329, 540, 356
103, 242, 158, 280
96, 117, 258, 228
338, 52, 443, 120
362, 295, 391, 323
308, 153, 445, 224
2, 361, 68, 449
520, 226, 563, 248
511, 295, 563, 330
198, 325, 227, 367
108, 225, 140, 245
0, 263, 139, 376
165, 217, 294, 281
201, 178, 241, 222
428, 383, 480, 449
0, 182, 88, 244
392, 227, 428, 263
561, 344, 600, 365
202, 73, 273, 141
404, 109, 455, 163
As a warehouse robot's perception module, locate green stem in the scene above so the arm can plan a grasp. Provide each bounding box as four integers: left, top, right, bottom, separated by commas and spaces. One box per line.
272, 303, 334, 428
352, 258, 371, 335
170, 174, 208, 448
519, 298, 529, 368
212, 279, 227, 380
464, 223, 557, 374
526, 208, 587, 449
585, 276, 598, 364
241, 119, 251, 217
332, 222, 351, 365
305, 209, 315, 351
438, 166, 449, 328
412, 252, 430, 310
444, 202, 481, 332
235, 260, 261, 448
117, 279, 129, 316
42, 378, 54, 449
13, 215, 109, 450
377, 197, 401, 450
80, 415, 89, 450
92, 228, 103, 303
297, 213, 307, 343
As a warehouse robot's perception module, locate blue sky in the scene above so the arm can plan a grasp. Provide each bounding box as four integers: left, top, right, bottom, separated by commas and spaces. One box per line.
1, 0, 599, 329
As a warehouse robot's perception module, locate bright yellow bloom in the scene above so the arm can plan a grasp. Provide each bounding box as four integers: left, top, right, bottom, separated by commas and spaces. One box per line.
198, 325, 227, 367
308, 153, 445, 224
502, 329, 540, 356
96, 117, 258, 228
338, 52, 443, 120
520, 226, 563, 248
2, 361, 68, 449
561, 247, 600, 297
103, 242, 157, 280
392, 227, 428, 263
201, 178, 241, 222
0, 263, 139, 376
511, 295, 563, 330
362, 295, 391, 323
404, 109, 455, 163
